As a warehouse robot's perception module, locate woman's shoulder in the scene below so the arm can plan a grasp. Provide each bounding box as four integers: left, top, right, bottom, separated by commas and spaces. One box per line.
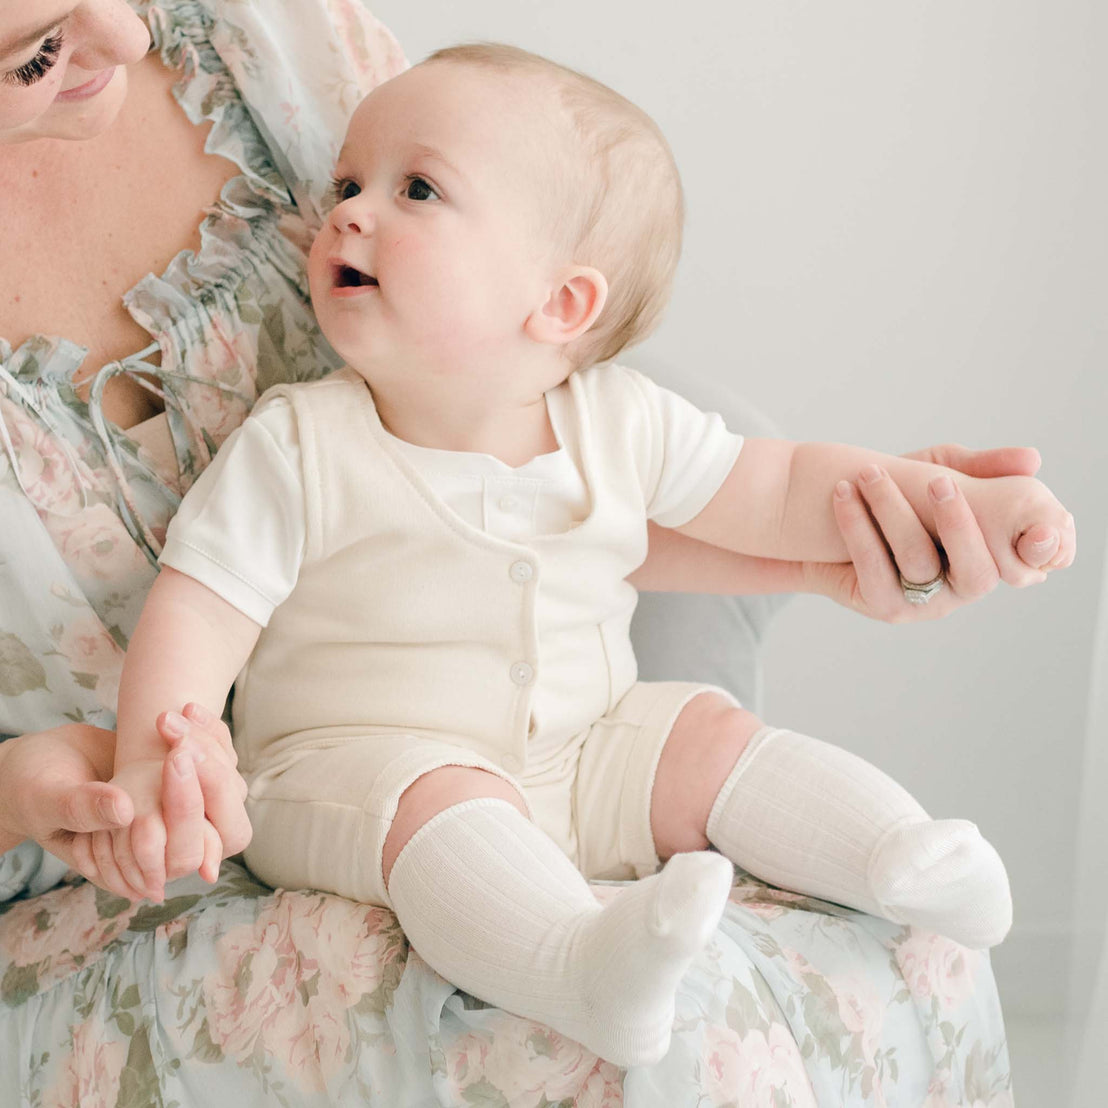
153, 0, 407, 221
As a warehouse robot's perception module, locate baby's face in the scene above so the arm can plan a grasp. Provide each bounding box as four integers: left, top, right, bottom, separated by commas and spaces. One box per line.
309, 63, 566, 383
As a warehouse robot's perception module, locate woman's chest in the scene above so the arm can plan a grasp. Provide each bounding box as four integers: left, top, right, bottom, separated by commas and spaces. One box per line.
0, 57, 239, 427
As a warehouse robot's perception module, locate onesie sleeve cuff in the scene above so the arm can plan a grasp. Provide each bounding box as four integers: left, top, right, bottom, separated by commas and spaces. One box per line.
159, 538, 279, 627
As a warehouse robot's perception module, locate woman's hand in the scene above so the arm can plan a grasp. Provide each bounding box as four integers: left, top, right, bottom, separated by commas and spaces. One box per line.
806, 443, 1062, 622
74, 703, 252, 901
0, 725, 133, 862
0, 707, 251, 902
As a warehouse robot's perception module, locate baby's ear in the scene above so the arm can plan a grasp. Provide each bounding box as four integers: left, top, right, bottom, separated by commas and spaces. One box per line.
525, 266, 608, 348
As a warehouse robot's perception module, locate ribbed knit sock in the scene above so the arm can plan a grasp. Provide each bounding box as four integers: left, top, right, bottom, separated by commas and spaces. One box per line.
386, 797, 734, 1066
705, 727, 1012, 949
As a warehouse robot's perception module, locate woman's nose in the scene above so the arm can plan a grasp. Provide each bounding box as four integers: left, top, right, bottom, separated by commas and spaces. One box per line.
68, 0, 152, 70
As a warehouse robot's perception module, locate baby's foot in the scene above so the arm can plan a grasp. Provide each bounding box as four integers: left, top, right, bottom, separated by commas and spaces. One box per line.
568, 851, 733, 1066
868, 818, 1012, 948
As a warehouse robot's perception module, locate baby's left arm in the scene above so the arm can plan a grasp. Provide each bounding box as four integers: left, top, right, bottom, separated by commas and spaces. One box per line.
678, 440, 1074, 581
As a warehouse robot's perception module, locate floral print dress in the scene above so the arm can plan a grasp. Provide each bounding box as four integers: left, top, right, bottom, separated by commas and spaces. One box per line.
0, 2, 1015, 1104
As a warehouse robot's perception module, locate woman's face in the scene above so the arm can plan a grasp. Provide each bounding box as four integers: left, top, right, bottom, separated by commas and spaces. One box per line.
0, 0, 150, 144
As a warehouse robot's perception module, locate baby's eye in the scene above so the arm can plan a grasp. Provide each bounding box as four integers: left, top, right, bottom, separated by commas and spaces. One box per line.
328, 176, 361, 206
404, 176, 439, 202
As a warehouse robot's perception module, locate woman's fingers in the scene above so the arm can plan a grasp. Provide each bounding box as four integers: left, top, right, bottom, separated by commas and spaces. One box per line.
924, 477, 1001, 600
162, 750, 207, 881
835, 468, 1003, 620
830, 480, 904, 620
59, 781, 134, 835
856, 465, 943, 587
904, 443, 1042, 479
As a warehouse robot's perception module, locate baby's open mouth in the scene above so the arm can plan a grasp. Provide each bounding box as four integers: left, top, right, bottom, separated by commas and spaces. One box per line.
334, 263, 378, 288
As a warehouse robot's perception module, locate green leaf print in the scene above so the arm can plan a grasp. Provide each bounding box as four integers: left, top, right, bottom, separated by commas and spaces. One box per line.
1, 961, 41, 1007
190, 1018, 225, 1064
95, 886, 135, 920
0, 632, 48, 696
167, 927, 189, 959
126, 896, 202, 932
725, 976, 767, 1034
115, 1024, 163, 1108
462, 1081, 511, 1108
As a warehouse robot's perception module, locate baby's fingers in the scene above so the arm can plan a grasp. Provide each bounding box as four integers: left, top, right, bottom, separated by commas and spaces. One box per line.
1050, 513, 1077, 569
92, 830, 148, 902
130, 814, 168, 902
200, 821, 223, 884
1014, 524, 1060, 570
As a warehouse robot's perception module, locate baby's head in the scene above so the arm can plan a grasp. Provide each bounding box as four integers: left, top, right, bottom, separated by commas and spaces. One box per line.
309, 44, 683, 380
423, 44, 684, 368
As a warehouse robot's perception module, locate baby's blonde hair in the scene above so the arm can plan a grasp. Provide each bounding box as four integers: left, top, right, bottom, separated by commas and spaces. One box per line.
423, 43, 684, 368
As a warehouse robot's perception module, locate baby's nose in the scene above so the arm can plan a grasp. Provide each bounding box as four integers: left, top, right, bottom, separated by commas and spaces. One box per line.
336, 205, 375, 236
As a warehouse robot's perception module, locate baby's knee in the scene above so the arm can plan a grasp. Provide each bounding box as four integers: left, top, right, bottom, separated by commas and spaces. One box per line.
382, 766, 527, 888
667, 694, 764, 770
651, 694, 765, 858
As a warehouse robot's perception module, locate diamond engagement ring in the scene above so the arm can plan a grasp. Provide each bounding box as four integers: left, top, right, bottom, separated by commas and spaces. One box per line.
899, 571, 945, 605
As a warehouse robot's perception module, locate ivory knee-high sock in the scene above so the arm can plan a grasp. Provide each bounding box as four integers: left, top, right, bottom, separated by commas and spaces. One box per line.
386, 797, 733, 1067
705, 728, 1012, 949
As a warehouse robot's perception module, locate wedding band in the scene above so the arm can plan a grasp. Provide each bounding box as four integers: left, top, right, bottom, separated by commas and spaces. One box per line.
899, 570, 945, 605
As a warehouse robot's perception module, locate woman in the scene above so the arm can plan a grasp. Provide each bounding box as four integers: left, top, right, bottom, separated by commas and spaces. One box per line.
0, 0, 1057, 898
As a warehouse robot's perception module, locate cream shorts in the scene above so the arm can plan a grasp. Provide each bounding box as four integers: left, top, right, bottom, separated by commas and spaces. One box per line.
242, 680, 736, 907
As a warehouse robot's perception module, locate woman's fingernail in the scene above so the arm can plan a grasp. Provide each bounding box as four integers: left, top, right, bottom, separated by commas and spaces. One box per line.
183, 703, 213, 725
859, 464, 884, 485
172, 751, 196, 778
162, 711, 187, 739
930, 476, 956, 501
98, 796, 120, 824
835, 480, 853, 500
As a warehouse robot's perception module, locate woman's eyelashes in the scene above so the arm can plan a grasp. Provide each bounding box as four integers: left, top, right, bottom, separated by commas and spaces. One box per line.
2, 32, 64, 88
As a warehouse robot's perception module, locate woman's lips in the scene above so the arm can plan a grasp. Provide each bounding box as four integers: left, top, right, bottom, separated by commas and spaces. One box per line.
55, 67, 115, 103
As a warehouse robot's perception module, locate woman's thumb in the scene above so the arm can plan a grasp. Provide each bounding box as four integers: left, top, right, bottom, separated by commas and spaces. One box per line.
58, 782, 134, 833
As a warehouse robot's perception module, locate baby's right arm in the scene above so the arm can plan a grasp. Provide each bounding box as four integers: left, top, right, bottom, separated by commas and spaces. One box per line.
111, 567, 261, 900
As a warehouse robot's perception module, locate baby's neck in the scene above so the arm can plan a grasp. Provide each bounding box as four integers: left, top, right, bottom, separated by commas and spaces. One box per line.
368, 376, 561, 468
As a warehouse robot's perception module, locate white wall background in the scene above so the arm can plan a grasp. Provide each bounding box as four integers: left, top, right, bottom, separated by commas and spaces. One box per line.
371, 0, 1106, 1032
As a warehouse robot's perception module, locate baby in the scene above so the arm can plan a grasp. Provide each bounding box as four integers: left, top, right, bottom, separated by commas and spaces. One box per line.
105, 45, 1073, 1066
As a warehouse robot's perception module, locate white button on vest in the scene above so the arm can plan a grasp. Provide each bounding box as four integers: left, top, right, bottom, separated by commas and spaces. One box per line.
509, 560, 534, 583
509, 661, 534, 686
498, 495, 519, 512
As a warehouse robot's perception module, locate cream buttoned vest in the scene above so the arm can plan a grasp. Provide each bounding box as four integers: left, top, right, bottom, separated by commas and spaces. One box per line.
233, 366, 663, 775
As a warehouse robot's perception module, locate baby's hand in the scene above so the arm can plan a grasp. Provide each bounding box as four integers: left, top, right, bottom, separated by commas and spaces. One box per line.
961, 474, 1076, 586
102, 758, 173, 902
72, 745, 226, 902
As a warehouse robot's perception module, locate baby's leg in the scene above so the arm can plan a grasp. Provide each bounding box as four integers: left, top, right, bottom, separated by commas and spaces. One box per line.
652, 693, 1012, 948
384, 765, 732, 1067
